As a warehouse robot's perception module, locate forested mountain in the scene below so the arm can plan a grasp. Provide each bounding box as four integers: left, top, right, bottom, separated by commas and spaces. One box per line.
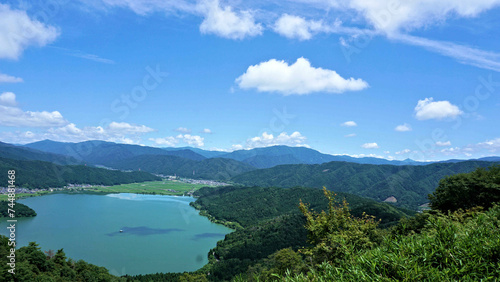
0, 157, 160, 189
163, 146, 227, 158
0, 141, 80, 165
192, 186, 415, 228
0, 201, 37, 217
107, 155, 255, 181
24, 140, 206, 165
217, 145, 428, 168
231, 160, 498, 209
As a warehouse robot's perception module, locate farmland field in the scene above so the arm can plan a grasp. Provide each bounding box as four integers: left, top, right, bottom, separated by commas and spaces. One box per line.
84, 180, 213, 196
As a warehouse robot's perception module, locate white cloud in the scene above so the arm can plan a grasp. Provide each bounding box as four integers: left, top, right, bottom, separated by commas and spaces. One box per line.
345, 133, 356, 137
0, 4, 59, 59
0, 92, 67, 127
414, 97, 463, 120
0, 92, 17, 106
361, 142, 379, 149
0, 121, 155, 144
202, 128, 212, 134
395, 123, 412, 132
231, 144, 244, 151
174, 127, 191, 134
436, 141, 451, 147
341, 121, 357, 127
477, 137, 500, 150
176, 134, 204, 147
149, 137, 179, 147
273, 14, 324, 40
395, 149, 411, 155
71, 53, 115, 64
234, 131, 308, 150
92, 0, 195, 16
108, 122, 154, 134
198, 0, 262, 40
0, 73, 23, 83
343, 0, 500, 35
236, 57, 368, 95
393, 33, 500, 72
150, 133, 205, 147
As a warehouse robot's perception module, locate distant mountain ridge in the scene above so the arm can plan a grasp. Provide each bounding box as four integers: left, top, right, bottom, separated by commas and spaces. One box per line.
13, 140, 500, 171
24, 140, 206, 165
0, 141, 80, 165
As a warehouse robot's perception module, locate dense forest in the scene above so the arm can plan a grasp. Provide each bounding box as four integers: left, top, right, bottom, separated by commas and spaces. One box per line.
0, 239, 123, 281
107, 155, 256, 181
231, 160, 497, 209
0, 201, 36, 218
0, 157, 161, 189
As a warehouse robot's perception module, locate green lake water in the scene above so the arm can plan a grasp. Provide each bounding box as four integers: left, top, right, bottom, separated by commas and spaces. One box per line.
0, 193, 233, 276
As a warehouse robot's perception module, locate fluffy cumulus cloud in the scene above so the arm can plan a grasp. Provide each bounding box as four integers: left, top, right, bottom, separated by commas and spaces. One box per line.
478, 137, 500, 150
177, 134, 204, 147
0, 4, 59, 59
0, 92, 68, 127
0, 73, 23, 83
236, 57, 368, 95
174, 127, 191, 134
198, 0, 262, 40
341, 121, 357, 127
202, 128, 212, 134
149, 137, 178, 147
436, 141, 451, 147
0, 92, 17, 106
361, 142, 379, 149
395, 149, 411, 155
414, 98, 463, 120
235, 131, 308, 150
395, 123, 412, 132
273, 14, 324, 40
150, 134, 205, 147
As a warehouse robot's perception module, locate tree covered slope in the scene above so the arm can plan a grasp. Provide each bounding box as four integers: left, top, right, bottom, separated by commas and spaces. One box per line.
0, 157, 161, 189
231, 160, 498, 209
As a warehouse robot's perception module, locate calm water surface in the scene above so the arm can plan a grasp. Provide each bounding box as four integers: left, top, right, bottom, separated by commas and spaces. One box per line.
0, 193, 232, 276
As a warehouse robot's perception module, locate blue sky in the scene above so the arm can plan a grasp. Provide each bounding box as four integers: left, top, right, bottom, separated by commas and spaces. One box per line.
0, 0, 499, 161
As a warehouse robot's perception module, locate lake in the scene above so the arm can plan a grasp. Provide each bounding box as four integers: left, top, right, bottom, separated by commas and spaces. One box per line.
0, 193, 233, 276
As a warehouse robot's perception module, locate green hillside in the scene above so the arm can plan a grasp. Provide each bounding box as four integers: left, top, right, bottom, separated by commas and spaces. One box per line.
231, 160, 497, 209
0, 157, 161, 189
108, 155, 256, 181
185, 186, 415, 280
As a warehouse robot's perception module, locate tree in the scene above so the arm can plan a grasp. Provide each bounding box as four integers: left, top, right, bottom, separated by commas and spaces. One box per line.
429, 165, 500, 212
298, 187, 382, 265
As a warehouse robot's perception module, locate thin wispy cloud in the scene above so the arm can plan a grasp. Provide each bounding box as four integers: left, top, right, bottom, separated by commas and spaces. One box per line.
392, 33, 500, 72
52, 47, 115, 64
71, 53, 115, 64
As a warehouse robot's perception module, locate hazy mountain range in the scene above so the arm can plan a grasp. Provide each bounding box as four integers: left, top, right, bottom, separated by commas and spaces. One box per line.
21, 139, 499, 169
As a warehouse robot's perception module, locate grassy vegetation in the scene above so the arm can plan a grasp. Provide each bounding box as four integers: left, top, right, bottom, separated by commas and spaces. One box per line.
84, 180, 216, 196
0, 190, 51, 201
